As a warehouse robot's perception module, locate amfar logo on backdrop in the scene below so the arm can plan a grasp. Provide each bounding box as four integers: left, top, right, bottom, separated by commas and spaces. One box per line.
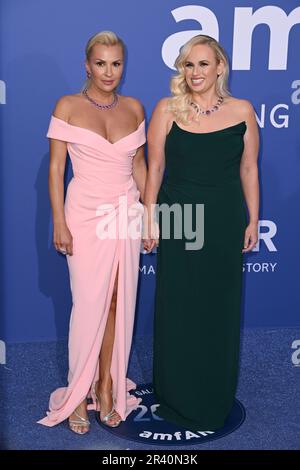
255, 104, 289, 129
252, 220, 277, 253
162, 5, 300, 70
291, 80, 300, 105
250, 80, 300, 129
291, 340, 300, 366
0, 80, 6, 104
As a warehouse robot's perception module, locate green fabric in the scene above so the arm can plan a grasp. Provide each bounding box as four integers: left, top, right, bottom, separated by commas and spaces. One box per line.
153, 121, 247, 431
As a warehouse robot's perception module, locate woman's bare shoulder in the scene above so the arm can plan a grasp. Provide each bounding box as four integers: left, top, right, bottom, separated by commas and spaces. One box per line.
120, 95, 145, 124
154, 96, 172, 111
150, 97, 174, 122
52, 94, 83, 120
225, 96, 258, 139
147, 97, 174, 138
225, 96, 255, 119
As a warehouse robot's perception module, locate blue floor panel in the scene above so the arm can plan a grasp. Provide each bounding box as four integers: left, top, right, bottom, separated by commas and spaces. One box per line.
0, 328, 299, 450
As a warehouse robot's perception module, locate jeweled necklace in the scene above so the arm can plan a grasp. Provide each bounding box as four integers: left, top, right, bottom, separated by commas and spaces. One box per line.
190, 96, 223, 116
82, 88, 118, 110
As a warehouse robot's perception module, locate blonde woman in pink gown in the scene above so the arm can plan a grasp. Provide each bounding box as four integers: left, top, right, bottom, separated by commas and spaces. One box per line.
38, 31, 147, 434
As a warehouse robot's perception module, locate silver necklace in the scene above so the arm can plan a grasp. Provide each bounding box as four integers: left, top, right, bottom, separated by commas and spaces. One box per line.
190, 96, 223, 116
82, 88, 118, 110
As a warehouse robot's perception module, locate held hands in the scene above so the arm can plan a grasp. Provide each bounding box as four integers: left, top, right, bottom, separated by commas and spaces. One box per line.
142, 212, 159, 253
242, 221, 258, 253
53, 222, 73, 256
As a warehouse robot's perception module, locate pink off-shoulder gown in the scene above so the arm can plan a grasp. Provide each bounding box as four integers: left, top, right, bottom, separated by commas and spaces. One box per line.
38, 115, 146, 427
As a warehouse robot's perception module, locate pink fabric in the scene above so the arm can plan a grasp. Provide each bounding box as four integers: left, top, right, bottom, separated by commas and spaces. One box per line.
38, 116, 145, 427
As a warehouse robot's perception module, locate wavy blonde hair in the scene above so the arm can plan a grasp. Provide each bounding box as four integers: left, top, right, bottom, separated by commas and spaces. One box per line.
168, 35, 230, 124
83, 30, 125, 90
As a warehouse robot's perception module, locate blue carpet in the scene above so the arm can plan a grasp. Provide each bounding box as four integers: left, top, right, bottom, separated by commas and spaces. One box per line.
0, 328, 299, 449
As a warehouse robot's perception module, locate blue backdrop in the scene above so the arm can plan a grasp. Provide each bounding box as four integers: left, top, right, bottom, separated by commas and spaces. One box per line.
1, 0, 300, 343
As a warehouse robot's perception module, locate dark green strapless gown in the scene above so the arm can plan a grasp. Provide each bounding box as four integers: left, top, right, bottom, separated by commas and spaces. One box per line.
153, 120, 247, 431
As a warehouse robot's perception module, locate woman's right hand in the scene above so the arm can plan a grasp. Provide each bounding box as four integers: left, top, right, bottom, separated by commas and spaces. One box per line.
53, 222, 73, 256
142, 214, 159, 253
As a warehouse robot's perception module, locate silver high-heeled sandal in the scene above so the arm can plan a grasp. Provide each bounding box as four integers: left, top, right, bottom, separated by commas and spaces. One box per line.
69, 409, 90, 434
94, 382, 122, 428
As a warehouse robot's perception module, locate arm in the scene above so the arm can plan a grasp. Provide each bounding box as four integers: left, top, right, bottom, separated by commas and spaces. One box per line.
143, 98, 170, 251
133, 146, 147, 201
240, 101, 260, 253
131, 99, 147, 201
49, 96, 73, 255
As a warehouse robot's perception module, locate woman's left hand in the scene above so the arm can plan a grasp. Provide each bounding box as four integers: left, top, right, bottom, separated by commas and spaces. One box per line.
242, 222, 258, 253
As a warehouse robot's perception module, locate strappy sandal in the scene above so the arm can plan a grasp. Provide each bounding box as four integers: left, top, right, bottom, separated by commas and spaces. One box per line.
93, 382, 122, 428
99, 408, 122, 428
69, 409, 90, 435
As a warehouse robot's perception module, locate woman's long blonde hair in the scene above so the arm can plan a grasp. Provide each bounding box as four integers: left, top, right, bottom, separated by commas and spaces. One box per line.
168, 35, 230, 124
82, 30, 125, 90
